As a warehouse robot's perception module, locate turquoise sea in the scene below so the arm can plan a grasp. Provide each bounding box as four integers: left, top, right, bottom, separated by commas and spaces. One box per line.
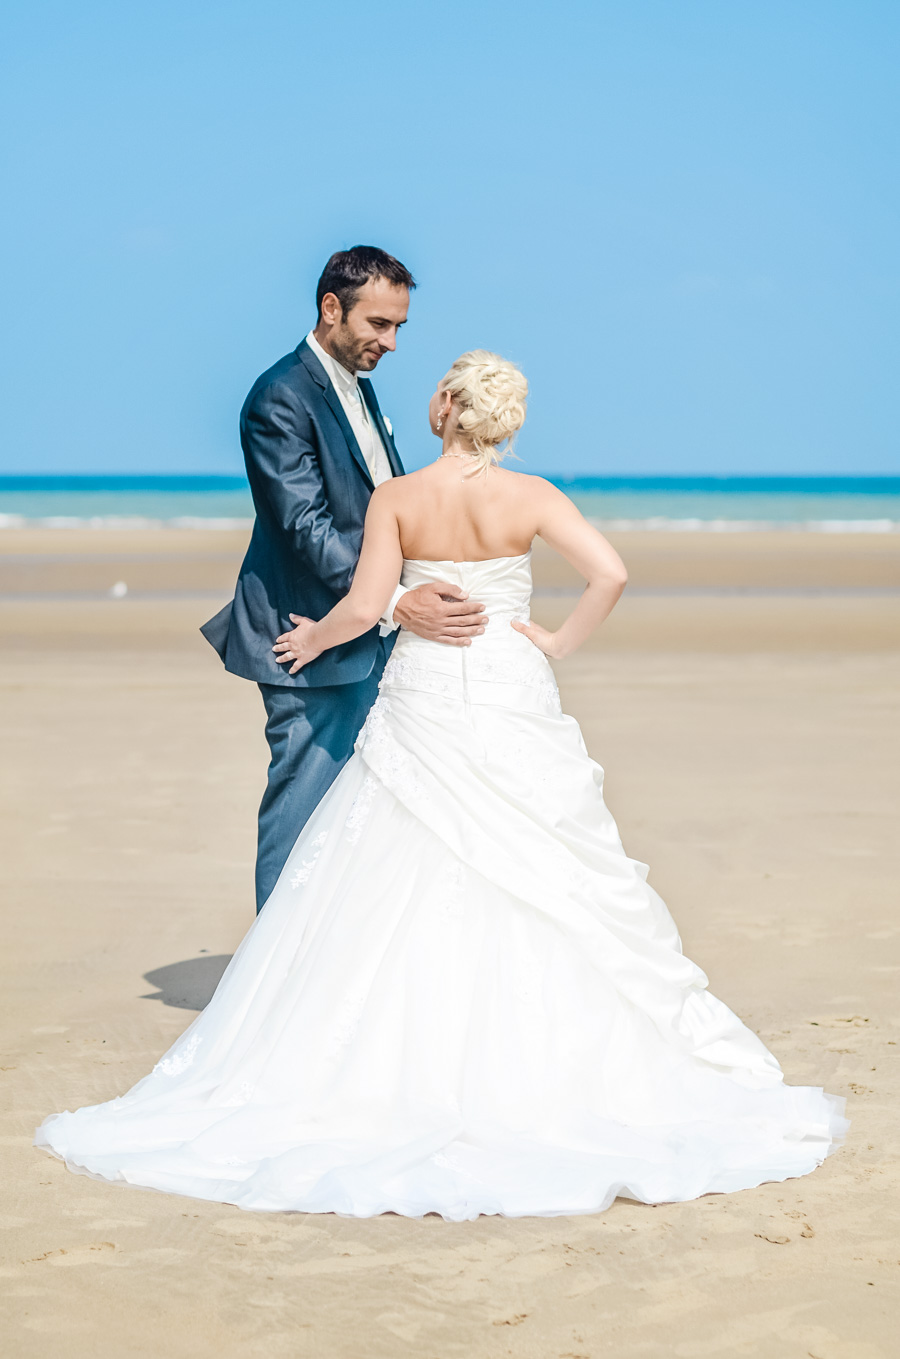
1, 476, 898, 531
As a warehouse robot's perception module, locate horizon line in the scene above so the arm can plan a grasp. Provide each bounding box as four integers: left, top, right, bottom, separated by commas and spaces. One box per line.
2, 473, 899, 491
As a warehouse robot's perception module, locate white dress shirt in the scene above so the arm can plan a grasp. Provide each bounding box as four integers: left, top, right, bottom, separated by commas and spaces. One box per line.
305, 330, 393, 487
305, 331, 407, 631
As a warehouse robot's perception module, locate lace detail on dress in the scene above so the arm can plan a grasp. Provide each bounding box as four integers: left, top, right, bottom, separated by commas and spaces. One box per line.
466, 646, 562, 712
325, 990, 368, 1060
154, 1032, 202, 1077
356, 696, 425, 805
381, 654, 460, 699
435, 859, 467, 921
536, 679, 562, 714
290, 831, 328, 888
222, 1080, 254, 1108
466, 647, 548, 686
354, 693, 392, 751
345, 776, 378, 845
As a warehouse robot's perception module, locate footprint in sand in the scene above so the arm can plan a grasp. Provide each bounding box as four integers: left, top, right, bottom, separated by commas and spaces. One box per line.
26, 1242, 117, 1266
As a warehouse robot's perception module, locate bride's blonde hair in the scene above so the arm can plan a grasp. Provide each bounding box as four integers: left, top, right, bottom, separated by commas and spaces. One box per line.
441, 350, 528, 472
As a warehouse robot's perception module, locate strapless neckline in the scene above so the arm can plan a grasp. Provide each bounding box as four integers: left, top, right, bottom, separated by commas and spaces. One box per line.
402, 549, 532, 567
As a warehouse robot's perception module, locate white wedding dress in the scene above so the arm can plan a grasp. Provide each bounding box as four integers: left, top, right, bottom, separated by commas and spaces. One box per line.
36, 552, 846, 1219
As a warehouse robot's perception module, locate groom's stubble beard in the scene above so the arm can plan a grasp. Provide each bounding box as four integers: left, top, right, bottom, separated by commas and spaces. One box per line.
329, 320, 383, 375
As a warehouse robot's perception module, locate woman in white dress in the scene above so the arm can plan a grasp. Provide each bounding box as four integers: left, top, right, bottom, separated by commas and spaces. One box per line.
36, 351, 846, 1219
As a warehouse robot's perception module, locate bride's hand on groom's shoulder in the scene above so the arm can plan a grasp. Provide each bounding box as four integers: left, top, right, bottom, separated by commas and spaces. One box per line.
273, 615, 323, 674
511, 619, 563, 659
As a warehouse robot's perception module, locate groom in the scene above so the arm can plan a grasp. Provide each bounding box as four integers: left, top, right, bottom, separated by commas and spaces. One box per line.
202, 245, 486, 911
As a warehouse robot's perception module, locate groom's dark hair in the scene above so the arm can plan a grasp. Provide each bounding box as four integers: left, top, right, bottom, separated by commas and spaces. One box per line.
316, 246, 416, 322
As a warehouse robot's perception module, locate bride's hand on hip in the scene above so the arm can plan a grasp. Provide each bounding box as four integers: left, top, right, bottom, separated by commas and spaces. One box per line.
273, 615, 323, 674
511, 618, 562, 658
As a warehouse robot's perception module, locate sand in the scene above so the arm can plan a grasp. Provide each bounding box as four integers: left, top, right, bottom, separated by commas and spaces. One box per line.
1, 529, 898, 1358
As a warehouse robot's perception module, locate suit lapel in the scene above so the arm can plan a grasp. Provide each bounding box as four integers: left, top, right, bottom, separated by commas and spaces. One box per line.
360, 379, 405, 477
321, 384, 375, 489
296, 341, 374, 490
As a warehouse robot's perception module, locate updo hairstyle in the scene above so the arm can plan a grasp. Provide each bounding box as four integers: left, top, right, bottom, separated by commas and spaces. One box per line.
441, 350, 528, 472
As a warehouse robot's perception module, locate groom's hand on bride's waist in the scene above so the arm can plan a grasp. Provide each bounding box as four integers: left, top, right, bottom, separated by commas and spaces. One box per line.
393, 583, 488, 647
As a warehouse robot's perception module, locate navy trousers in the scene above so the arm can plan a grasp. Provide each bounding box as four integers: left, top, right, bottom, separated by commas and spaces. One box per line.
255, 645, 388, 912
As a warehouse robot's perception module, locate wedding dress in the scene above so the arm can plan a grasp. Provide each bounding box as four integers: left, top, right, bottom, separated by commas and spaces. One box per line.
36, 551, 846, 1219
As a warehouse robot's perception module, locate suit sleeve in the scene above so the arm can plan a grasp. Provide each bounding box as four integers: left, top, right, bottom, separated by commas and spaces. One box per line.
242, 381, 359, 596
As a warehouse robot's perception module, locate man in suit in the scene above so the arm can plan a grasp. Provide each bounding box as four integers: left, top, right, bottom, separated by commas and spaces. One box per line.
202, 246, 486, 911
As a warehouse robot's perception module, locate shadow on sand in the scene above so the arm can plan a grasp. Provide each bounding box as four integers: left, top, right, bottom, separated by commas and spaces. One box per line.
141, 955, 233, 1010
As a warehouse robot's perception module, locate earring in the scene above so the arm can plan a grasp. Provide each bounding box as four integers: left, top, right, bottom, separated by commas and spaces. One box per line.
436, 417, 443, 431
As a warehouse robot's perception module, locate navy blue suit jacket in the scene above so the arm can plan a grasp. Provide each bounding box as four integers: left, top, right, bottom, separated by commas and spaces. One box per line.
201, 340, 404, 688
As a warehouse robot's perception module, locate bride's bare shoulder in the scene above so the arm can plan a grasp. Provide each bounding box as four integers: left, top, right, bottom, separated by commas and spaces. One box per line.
375, 464, 436, 497
367, 469, 426, 506
374, 463, 563, 505
500, 468, 565, 502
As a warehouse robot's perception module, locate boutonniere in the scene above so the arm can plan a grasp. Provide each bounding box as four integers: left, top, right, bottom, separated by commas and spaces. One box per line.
383, 417, 393, 436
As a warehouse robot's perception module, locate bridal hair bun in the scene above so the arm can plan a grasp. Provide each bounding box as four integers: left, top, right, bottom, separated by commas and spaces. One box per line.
441, 350, 528, 471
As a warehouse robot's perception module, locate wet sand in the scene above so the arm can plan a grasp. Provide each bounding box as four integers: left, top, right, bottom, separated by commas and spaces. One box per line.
1, 529, 898, 1358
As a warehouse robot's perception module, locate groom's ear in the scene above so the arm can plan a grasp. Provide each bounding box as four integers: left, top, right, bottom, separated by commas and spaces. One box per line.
319, 292, 344, 327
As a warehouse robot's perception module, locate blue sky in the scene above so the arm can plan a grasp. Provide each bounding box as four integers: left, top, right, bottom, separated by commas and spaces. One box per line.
1, 0, 897, 476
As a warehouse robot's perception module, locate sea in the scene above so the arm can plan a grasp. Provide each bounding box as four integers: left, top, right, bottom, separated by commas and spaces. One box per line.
1, 475, 898, 532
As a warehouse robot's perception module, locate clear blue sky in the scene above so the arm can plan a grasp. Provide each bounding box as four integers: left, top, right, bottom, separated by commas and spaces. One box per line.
1, 0, 897, 476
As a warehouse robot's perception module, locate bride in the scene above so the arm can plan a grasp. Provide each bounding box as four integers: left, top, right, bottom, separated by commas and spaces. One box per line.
36, 351, 846, 1219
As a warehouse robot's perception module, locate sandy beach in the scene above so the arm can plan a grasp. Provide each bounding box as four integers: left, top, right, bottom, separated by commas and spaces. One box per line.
2, 528, 898, 1358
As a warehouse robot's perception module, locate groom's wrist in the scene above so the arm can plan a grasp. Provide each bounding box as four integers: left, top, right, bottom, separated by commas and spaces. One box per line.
381, 584, 410, 634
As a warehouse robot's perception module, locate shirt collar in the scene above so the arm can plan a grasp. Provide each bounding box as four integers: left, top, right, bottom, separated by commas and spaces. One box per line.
306, 330, 358, 396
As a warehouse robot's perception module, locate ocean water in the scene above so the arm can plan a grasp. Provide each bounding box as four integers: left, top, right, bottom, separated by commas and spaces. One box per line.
1, 475, 898, 531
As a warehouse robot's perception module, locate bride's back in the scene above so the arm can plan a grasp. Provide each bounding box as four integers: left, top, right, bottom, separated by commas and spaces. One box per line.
392, 459, 543, 562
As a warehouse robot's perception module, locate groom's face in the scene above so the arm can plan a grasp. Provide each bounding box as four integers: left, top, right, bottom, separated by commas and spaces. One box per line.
328, 278, 410, 373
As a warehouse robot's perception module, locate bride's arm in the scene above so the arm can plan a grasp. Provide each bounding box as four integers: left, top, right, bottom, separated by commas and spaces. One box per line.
273, 486, 403, 674
512, 481, 628, 659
